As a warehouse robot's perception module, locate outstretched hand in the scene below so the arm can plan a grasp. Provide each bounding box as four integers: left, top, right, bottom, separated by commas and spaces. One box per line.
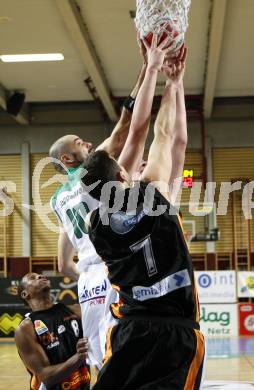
162, 46, 187, 87
76, 338, 88, 362
142, 34, 173, 72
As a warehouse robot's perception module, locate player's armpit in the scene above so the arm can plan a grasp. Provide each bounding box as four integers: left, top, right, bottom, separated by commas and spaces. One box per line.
118, 138, 146, 178
141, 137, 172, 200
168, 82, 188, 203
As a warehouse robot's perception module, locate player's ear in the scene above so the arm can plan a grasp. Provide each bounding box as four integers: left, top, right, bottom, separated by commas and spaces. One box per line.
61, 153, 75, 165
116, 169, 126, 183
21, 290, 29, 300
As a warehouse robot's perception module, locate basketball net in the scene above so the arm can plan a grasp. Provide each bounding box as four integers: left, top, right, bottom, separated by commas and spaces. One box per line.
135, 0, 191, 39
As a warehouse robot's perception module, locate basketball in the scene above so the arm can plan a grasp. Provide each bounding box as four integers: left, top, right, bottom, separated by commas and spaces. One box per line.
144, 22, 185, 53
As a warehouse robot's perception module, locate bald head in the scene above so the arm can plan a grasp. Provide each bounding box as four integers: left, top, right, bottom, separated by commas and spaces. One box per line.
49, 135, 93, 173
49, 135, 76, 173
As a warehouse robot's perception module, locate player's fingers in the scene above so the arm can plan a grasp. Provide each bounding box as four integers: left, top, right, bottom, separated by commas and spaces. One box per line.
78, 345, 89, 353
78, 337, 88, 343
178, 44, 185, 61
142, 38, 149, 50
77, 338, 88, 348
158, 31, 163, 44
161, 65, 169, 74
169, 53, 177, 62
182, 47, 187, 63
151, 33, 158, 48
140, 40, 148, 58
159, 35, 171, 49
140, 39, 146, 51
77, 347, 88, 355
164, 40, 174, 53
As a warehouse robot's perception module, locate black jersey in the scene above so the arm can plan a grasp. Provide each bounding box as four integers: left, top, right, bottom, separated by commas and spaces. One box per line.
28, 303, 90, 390
89, 182, 200, 325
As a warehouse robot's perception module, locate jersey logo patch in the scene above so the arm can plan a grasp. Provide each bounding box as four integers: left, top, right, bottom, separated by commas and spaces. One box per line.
34, 320, 59, 348
132, 269, 191, 301
34, 320, 48, 336
110, 210, 146, 235
57, 325, 66, 334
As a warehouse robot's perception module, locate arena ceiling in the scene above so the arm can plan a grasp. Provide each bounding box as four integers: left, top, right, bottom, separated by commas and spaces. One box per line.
0, 0, 253, 125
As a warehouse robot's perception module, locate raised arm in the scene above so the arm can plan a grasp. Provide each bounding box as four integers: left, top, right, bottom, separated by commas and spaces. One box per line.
15, 320, 87, 389
96, 63, 147, 158
58, 227, 79, 281
50, 197, 80, 282
118, 36, 171, 177
168, 80, 188, 203
141, 57, 186, 199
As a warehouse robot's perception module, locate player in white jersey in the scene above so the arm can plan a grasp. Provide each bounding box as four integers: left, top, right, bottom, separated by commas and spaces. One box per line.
50, 165, 111, 368
50, 63, 148, 369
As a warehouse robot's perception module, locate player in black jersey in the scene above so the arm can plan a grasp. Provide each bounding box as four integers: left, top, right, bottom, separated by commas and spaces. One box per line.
15, 273, 90, 390
82, 37, 205, 390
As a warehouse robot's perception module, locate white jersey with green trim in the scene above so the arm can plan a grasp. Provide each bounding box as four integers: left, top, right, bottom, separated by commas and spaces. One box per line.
51, 166, 115, 368
50, 166, 100, 271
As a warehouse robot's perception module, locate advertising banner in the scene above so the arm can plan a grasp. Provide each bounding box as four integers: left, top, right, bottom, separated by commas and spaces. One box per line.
237, 272, 254, 298
239, 303, 254, 336
195, 271, 237, 303
0, 277, 78, 337
200, 304, 238, 337
0, 306, 28, 337
0, 277, 78, 306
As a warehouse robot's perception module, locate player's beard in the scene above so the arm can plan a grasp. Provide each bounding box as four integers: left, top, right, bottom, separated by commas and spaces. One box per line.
72, 150, 92, 164
41, 285, 51, 295
39, 279, 51, 295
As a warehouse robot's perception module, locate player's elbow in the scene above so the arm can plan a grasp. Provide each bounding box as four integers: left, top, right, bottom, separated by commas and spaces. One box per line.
154, 128, 174, 144
39, 375, 51, 388
154, 121, 175, 140
57, 261, 63, 274
174, 133, 188, 151
39, 371, 56, 389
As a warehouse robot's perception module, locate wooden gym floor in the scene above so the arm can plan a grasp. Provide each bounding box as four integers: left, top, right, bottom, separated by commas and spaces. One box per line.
0, 337, 254, 390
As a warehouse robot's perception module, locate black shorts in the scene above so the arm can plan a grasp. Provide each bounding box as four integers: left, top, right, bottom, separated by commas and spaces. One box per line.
93, 317, 205, 390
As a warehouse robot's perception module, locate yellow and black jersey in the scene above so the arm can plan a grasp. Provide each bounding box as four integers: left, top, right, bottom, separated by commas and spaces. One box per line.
28, 303, 90, 390
89, 182, 200, 326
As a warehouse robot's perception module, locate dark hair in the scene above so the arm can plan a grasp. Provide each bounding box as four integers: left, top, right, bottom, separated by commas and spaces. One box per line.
82, 150, 120, 201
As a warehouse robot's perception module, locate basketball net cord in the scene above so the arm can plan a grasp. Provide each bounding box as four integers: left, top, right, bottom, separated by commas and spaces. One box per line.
135, 0, 191, 39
